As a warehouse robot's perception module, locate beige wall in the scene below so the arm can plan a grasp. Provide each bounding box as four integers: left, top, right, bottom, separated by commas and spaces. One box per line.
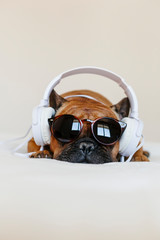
0, 0, 159, 142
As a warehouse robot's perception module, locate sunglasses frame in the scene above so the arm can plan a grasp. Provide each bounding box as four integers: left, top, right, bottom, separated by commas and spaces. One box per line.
48, 114, 127, 146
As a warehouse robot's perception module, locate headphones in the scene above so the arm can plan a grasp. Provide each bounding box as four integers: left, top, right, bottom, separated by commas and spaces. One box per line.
32, 66, 143, 158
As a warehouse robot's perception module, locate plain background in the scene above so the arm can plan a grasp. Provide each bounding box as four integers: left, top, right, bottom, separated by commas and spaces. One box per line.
0, 0, 159, 143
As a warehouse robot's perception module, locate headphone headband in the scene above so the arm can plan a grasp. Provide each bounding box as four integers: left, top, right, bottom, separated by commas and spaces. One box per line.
40, 66, 139, 119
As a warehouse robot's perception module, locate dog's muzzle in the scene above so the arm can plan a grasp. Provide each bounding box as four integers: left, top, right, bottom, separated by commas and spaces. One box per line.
57, 137, 113, 164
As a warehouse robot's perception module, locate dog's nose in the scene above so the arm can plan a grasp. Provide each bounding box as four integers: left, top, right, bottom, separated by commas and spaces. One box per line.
79, 142, 95, 155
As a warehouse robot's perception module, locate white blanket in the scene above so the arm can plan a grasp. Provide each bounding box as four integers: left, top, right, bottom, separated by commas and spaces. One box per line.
0, 138, 160, 240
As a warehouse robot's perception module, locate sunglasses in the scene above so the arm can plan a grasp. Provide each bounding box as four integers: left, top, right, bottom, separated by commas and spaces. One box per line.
48, 114, 127, 146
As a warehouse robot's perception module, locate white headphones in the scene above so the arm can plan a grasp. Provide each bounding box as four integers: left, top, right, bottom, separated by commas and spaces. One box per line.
32, 66, 143, 158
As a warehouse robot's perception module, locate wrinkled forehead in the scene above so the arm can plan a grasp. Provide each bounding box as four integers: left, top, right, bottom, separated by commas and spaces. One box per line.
55, 98, 118, 120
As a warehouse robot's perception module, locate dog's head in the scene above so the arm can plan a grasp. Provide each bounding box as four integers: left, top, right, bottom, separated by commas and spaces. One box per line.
49, 90, 130, 164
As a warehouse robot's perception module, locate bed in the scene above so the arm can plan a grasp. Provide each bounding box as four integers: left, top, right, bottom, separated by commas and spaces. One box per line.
0, 135, 160, 240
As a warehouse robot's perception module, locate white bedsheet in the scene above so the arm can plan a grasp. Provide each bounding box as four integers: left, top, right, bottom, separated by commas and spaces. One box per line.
0, 137, 160, 240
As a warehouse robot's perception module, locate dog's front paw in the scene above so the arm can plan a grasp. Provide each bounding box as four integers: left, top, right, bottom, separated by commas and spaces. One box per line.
132, 147, 150, 162
30, 150, 53, 159
133, 154, 149, 162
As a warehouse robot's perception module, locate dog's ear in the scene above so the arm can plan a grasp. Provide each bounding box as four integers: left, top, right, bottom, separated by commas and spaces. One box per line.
112, 97, 130, 119
49, 90, 67, 110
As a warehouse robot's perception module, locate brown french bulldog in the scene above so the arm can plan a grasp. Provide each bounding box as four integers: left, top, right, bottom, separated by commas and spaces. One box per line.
28, 90, 149, 163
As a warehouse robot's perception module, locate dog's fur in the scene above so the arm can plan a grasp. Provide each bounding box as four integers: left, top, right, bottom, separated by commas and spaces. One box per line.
28, 90, 149, 163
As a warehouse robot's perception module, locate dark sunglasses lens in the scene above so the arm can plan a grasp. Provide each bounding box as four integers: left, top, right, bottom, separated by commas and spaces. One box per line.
93, 118, 121, 144
52, 115, 81, 142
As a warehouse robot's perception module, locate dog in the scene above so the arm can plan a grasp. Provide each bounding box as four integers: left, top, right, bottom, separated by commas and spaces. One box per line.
28, 89, 149, 163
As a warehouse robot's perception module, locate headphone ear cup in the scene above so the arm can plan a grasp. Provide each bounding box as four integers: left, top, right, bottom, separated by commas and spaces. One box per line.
32, 106, 55, 146
41, 107, 55, 145
119, 117, 143, 157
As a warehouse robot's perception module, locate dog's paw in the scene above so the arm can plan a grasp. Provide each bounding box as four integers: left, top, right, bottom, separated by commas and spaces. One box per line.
132, 147, 150, 162
30, 150, 53, 159
133, 154, 149, 162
